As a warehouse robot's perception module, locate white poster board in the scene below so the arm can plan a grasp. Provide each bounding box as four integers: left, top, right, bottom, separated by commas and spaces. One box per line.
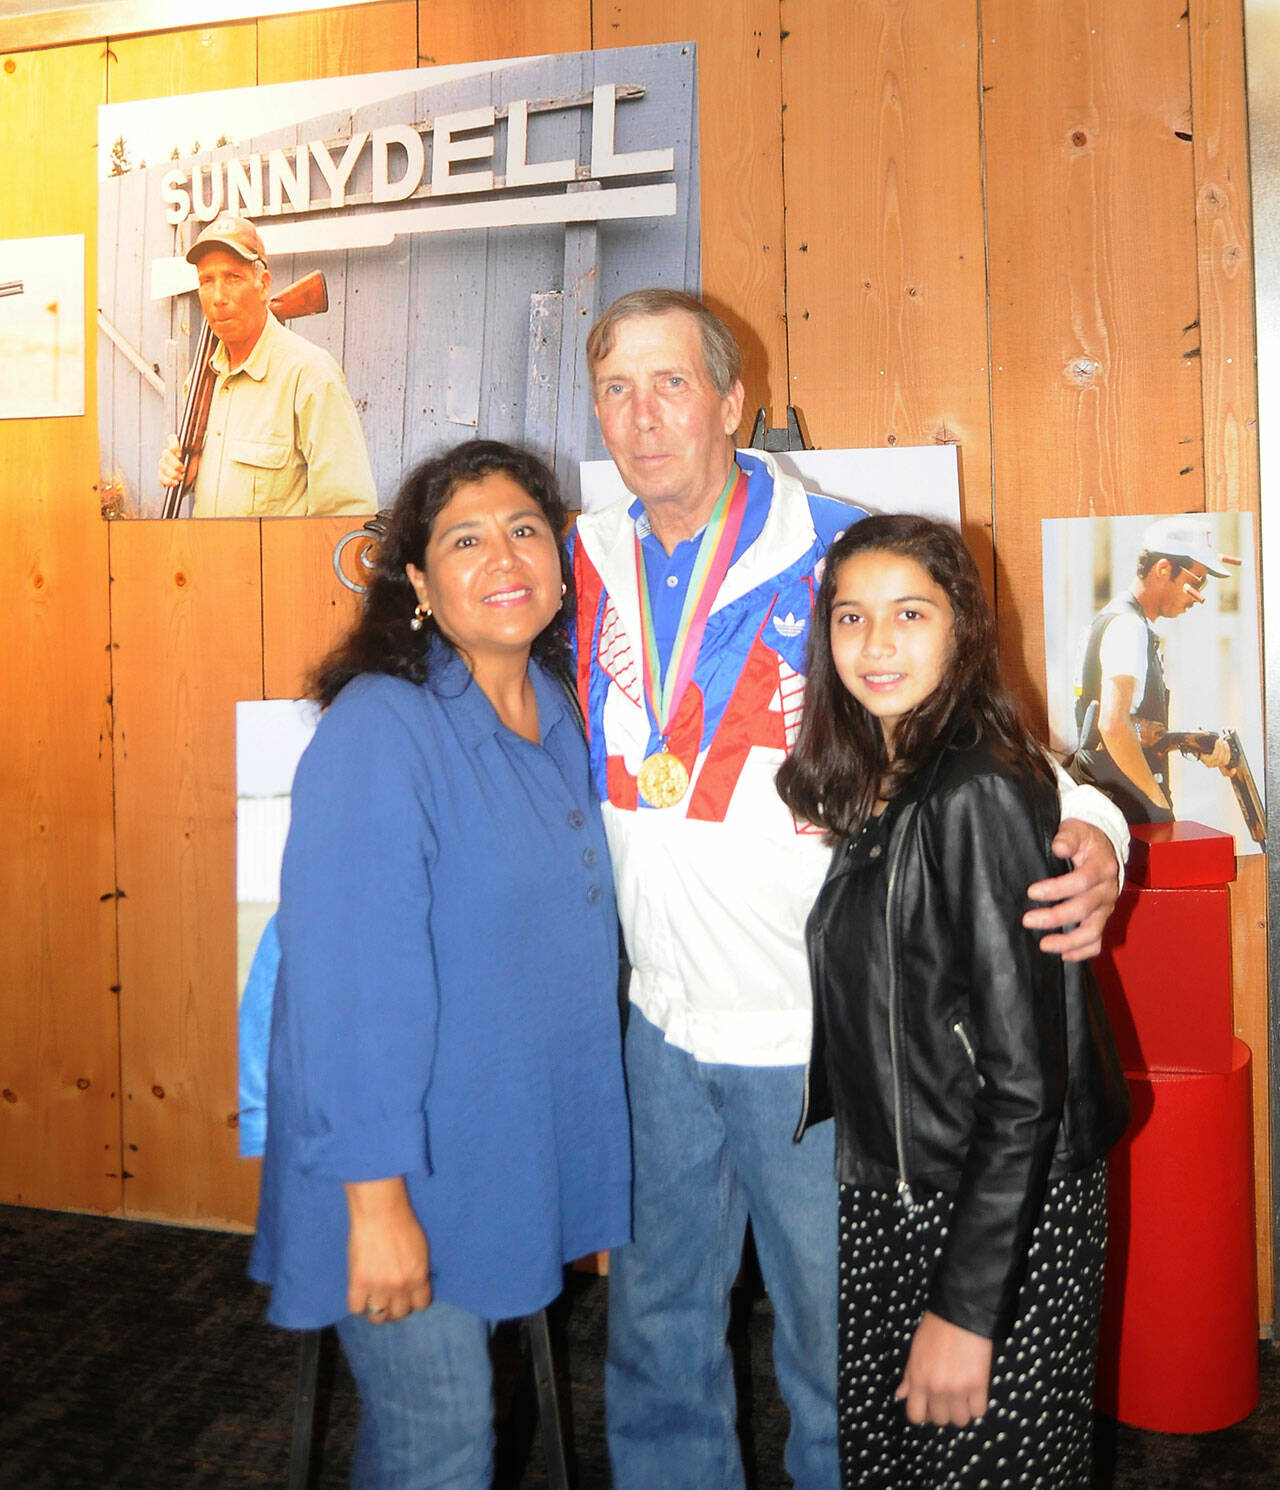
0, 234, 85, 420
235, 698, 319, 996
579, 443, 962, 521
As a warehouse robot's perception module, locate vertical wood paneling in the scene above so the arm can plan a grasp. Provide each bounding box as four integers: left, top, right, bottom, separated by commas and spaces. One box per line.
781, 0, 994, 579
1189, 0, 1258, 516
595, 0, 787, 428
105, 22, 261, 1226
415, 0, 590, 67
104, 21, 258, 103
1189, 0, 1270, 1324
111, 521, 264, 1227
0, 40, 118, 1213
262, 518, 367, 699
983, 0, 1205, 712
258, 0, 418, 84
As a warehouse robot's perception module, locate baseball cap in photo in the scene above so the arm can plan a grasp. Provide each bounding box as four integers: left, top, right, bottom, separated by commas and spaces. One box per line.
186, 215, 268, 266
1140, 516, 1230, 577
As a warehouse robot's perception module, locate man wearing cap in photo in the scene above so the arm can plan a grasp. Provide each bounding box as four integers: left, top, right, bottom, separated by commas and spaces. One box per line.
1071, 515, 1233, 824
157, 215, 377, 519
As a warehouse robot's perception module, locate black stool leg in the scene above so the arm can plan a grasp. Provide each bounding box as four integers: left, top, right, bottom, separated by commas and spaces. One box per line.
288, 1315, 566, 1489
526, 1309, 570, 1490
288, 1328, 322, 1490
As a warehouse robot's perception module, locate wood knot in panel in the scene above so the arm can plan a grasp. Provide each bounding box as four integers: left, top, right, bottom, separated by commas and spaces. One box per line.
151, 1084, 165, 1099
1065, 358, 1100, 387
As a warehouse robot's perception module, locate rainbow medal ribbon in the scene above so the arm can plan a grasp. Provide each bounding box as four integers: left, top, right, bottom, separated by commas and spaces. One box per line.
634, 466, 749, 808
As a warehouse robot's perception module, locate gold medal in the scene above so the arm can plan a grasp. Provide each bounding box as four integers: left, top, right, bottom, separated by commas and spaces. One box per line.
633, 467, 746, 813
637, 750, 690, 809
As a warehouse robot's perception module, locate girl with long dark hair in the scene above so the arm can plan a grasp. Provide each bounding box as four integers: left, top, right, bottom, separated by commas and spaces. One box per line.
777, 514, 1130, 1489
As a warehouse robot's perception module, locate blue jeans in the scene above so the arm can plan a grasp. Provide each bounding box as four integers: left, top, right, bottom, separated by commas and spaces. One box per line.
335, 1299, 494, 1490
606, 1010, 839, 1490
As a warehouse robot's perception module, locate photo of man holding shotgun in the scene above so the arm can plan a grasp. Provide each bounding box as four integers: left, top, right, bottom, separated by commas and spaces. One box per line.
1042, 512, 1267, 854
157, 215, 377, 519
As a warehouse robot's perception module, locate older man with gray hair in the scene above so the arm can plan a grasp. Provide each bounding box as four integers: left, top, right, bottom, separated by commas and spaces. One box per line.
569, 287, 1129, 1489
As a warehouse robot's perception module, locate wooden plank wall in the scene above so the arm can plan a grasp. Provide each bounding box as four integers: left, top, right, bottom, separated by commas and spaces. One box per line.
0, 0, 1268, 1320
0, 40, 117, 1216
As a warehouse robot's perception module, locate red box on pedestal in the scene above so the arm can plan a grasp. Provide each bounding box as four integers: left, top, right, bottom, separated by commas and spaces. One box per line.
1094, 822, 1236, 1075
1125, 820, 1236, 889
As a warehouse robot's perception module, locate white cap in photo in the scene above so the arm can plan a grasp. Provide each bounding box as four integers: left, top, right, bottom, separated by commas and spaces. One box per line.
1139, 516, 1230, 577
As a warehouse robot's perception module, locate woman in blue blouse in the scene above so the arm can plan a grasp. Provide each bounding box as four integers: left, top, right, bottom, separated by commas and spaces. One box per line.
249, 440, 632, 1490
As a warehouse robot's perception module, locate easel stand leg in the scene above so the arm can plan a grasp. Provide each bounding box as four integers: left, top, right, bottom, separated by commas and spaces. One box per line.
288, 1328, 322, 1490
527, 1308, 571, 1490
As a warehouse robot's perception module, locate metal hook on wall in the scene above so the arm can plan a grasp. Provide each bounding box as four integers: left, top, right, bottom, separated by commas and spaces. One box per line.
333, 512, 390, 593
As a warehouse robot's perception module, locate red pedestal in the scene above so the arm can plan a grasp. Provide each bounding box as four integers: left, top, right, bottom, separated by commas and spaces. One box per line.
1096, 1040, 1259, 1432
1095, 823, 1258, 1432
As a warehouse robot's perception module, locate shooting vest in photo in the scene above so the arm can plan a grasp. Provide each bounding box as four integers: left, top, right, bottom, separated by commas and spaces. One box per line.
1071, 592, 1173, 825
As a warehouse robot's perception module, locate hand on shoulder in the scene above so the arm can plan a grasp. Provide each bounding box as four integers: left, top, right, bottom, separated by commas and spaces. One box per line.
1024, 817, 1120, 962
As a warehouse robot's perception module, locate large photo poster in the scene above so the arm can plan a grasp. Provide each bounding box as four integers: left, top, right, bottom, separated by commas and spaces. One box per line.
97, 44, 699, 518
1043, 512, 1266, 855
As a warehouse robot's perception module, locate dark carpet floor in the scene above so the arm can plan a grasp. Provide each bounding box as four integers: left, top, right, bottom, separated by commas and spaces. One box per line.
0, 1203, 1276, 1488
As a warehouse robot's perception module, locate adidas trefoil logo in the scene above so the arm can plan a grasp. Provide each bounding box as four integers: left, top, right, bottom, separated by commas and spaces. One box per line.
772, 611, 806, 638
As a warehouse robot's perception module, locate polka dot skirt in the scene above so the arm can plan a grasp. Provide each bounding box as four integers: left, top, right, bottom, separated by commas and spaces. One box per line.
837, 1161, 1108, 1489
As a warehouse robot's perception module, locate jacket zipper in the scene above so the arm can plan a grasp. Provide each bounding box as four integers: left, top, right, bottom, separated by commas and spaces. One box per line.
953, 1020, 986, 1086
796, 949, 817, 1138
796, 843, 844, 1141
885, 807, 916, 1210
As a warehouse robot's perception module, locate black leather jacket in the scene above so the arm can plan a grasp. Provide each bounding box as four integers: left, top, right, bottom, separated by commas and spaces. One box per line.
797, 727, 1130, 1341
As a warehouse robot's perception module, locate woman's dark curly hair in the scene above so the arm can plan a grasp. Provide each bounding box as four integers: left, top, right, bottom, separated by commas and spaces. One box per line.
311, 440, 572, 707
775, 513, 1053, 839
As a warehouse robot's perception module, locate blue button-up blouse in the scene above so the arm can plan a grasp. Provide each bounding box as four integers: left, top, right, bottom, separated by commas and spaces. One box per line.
249, 645, 632, 1329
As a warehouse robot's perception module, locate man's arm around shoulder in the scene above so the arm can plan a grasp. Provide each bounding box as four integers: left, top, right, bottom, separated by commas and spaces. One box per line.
1023, 766, 1129, 963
